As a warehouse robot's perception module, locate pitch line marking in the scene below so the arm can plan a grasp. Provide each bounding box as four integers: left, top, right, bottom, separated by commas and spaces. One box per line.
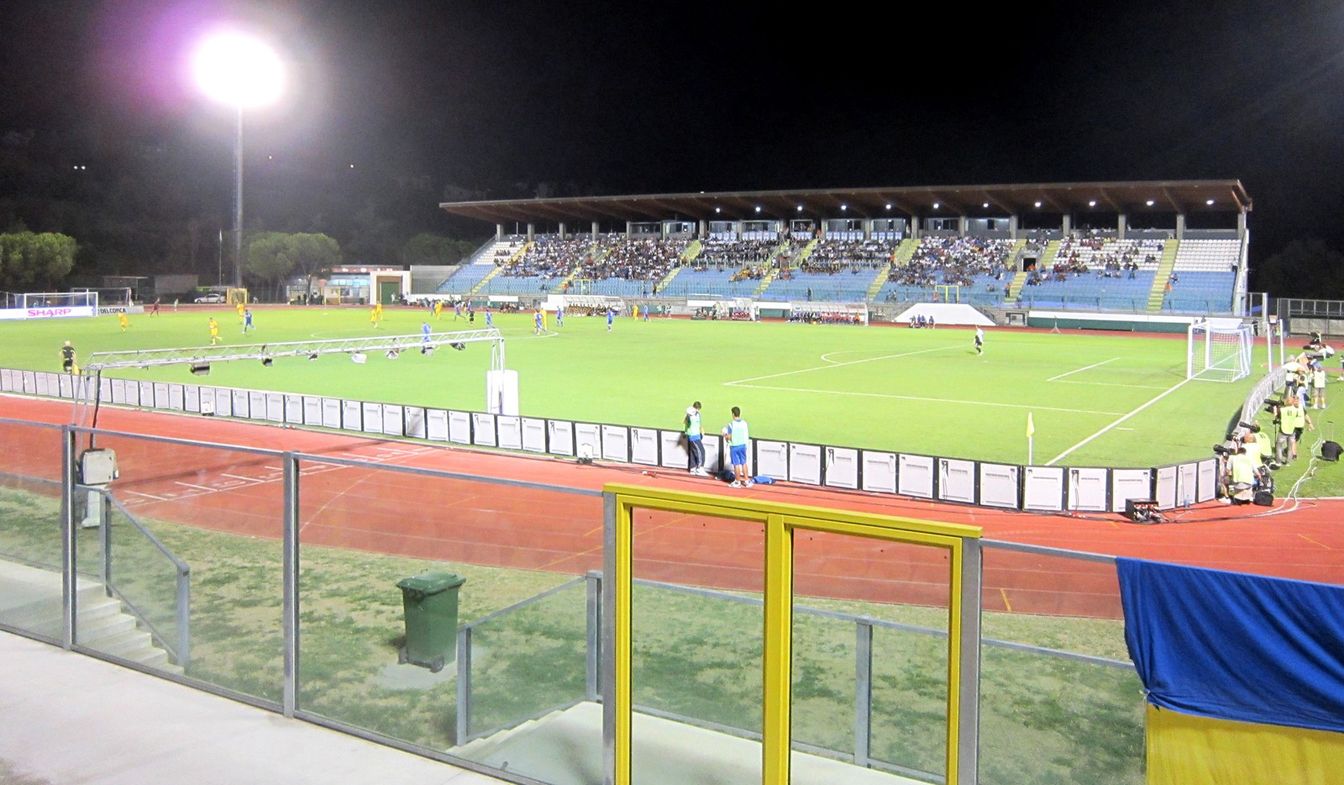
1045, 357, 1119, 382
1045, 377, 1193, 466
728, 383, 1123, 416
174, 481, 216, 492
124, 490, 169, 501
725, 345, 957, 385
1050, 380, 1169, 391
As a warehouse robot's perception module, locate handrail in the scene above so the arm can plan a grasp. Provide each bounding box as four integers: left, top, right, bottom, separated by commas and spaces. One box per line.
80, 485, 191, 668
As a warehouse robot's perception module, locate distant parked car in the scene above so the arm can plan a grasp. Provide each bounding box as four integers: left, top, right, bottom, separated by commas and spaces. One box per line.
194, 292, 226, 303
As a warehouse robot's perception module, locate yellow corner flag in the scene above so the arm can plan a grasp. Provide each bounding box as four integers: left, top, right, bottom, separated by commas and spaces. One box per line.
1026, 412, 1035, 438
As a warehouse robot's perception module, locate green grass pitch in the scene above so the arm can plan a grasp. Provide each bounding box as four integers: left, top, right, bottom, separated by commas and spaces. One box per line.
0, 306, 1254, 467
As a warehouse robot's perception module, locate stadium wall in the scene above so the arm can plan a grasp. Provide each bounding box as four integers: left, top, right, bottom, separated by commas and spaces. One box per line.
1, 367, 1219, 515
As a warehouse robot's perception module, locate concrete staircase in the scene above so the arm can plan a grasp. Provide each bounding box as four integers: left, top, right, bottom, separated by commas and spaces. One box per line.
0, 561, 181, 673
451, 701, 924, 785
1009, 239, 1060, 302
1146, 239, 1180, 312
867, 238, 919, 299
469, 242, 532, 296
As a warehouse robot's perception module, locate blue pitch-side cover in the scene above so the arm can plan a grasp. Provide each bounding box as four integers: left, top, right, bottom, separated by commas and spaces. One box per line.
1117, 558, 1344, 734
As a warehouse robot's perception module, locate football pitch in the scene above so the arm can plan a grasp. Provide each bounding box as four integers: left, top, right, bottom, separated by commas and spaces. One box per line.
0, 306, 1253, 467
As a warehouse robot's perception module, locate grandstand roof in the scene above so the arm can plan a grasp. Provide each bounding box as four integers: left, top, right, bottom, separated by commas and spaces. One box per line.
439, 180, 1251, 224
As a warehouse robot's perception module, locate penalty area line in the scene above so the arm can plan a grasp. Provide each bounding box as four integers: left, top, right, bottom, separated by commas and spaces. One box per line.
1045, 357, 1119, 382
1044, 377, 1192, 466
725, 345, 956, 385
726, 382, 1124, 416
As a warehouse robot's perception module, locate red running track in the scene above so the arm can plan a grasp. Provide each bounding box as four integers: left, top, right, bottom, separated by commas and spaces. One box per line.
3, 394, 1342, 620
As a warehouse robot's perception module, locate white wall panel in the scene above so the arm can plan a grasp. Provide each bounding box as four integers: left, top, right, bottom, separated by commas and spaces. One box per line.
548, 420, 574, 456
755, 441, 789, 480
660, 431, 689, 469
448, 411, 471, 444
788, 443, 822, 485
1067, 468, 1109, 512
978, 463, 1019, 508
861, 451, 897, 493
1155, 466, 1177, 509
1176, 462, 1199, 507
601, 425, 629, 462
361, 402, 383, 433
898, 454, 935, 498
496, 415, 522, 449
153, 382, 169, 409
321, 398, 342, 429
185, 385, 201, 413
382, 405, 403, 436
631, 428, 659, 466
938, 458, 976, 503
1112, 469, 1153, 513
285, 395, 304, 424
1196, 458, 1218, 503
575, 423, 601, 460
1022, 466, 1065, 511
265, 393, 284, 422
472, 412, 496, 446
403, 406, 426, 439
302, 396, 322, 426
425, 409, 449, 441
522, 418, 547, 453
168, 384, 185, 411
341, 400, 362, 431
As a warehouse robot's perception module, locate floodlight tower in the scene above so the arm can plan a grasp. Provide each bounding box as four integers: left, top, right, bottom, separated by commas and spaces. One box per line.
191, 30, 285, 290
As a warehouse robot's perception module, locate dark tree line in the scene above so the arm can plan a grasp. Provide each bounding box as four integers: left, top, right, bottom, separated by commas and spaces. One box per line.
0, 124, 487, 292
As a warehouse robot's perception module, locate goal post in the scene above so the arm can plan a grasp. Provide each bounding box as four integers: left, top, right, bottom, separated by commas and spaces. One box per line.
1188, 321, 1253, 382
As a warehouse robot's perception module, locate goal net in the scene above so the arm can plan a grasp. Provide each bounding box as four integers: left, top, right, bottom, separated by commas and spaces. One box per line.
1188, 321, 1253, 382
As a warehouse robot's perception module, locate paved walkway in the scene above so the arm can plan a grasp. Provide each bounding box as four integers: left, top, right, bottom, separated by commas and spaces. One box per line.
0, 632, 509, 785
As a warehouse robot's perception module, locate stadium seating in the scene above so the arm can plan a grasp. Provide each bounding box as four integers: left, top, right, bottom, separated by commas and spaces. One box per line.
1015, 238, 1165, 311
437, 263, 495, 294
1160, 239, 1240, 312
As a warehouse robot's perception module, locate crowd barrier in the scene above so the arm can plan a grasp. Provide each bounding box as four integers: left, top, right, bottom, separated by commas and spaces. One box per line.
0, 366, 1219, 513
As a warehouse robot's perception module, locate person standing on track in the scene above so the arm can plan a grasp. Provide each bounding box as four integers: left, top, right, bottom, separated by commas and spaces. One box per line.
60, 341, 76, 373
685, 401, 706, 476
722, 406, 751, 487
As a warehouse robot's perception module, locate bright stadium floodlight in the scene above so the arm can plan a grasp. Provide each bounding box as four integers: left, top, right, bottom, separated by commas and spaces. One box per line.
1034, 200, 1042, 208
191, 29, 285, 291
932, 202, 939, 209
1146, 199, 1155, 207
1206, 199, 1215, 205
884, 203, 891, 210
1088, 200, 1097, 208
982, 202, 989, 209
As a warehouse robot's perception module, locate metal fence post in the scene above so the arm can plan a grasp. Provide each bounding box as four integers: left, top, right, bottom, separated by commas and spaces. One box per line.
854, 620, 873, 767
176, 567, 191, 669
282, 453, 299, 717
586, 570, 602, 702
61, 426, 76, 650
100, 491, 112, 596
455, 625, 473, 745
958, 538, 983, 785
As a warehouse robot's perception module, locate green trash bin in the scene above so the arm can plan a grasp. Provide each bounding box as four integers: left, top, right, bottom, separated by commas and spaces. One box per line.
396, 572, 466, 672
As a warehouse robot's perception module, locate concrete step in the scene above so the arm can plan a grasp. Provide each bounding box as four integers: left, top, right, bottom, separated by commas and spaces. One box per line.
89, 627, 157, 659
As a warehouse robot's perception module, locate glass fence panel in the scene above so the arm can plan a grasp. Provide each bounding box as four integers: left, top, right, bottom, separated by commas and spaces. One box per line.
979, 544, 1143, 785
74, 430, 285, 704
632, 507, 764, 785
0, 420, 65, 641
292, 457, 602, 785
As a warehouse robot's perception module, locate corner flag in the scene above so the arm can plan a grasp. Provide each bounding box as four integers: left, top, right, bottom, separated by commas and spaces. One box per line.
1027, 412, 1035, 438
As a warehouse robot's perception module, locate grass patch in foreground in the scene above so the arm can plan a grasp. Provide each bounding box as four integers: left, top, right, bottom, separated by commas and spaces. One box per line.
0, 491, 1141, 784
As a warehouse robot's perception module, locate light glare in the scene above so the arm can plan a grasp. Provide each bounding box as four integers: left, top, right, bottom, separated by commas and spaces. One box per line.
192, 31, 285, 109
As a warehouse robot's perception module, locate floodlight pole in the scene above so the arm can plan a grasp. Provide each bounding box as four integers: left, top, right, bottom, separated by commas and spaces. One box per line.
233, 105, 244, 290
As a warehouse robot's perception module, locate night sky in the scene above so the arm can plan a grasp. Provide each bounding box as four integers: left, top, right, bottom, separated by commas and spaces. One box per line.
2, 0, 1343, 280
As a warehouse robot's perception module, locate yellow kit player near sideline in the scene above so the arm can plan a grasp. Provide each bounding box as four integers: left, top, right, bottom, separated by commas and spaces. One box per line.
117, 312, 130, 332
433, 300, 443, 320
208, 317, 221, 345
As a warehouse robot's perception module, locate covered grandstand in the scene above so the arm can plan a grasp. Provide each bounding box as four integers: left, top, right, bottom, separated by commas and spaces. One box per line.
434, 181, 1251, 321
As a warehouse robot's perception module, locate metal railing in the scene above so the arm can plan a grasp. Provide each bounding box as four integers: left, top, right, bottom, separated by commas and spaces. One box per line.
452, 565, 1132, 780
84, 486, 191, 668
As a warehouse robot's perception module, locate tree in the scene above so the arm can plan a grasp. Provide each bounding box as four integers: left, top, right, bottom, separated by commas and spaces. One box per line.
288, 233, 341, 302
1255, 238, 1344, 299
401, 233, 478, 266
244, 232, 296, 301
0, 231, 77, 290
